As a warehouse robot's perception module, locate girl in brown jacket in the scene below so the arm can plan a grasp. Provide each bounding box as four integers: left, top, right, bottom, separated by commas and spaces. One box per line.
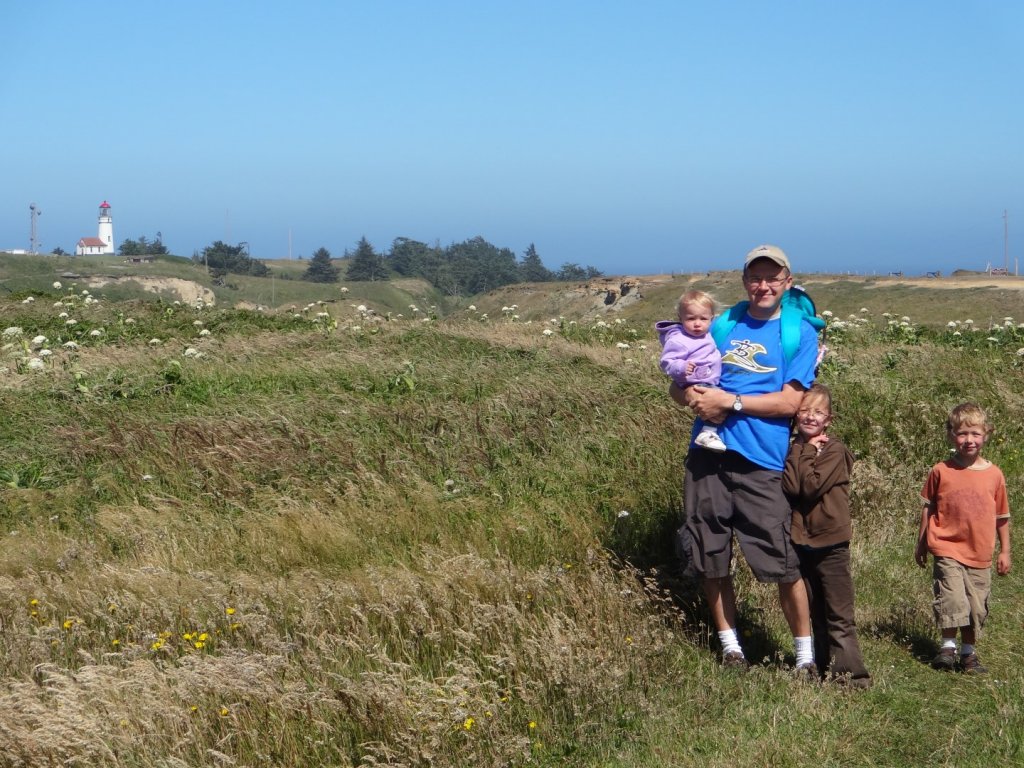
782, 384, 871, 687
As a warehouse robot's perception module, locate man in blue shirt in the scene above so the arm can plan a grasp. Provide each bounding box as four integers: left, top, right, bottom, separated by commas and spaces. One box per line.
673, 245, 818, 672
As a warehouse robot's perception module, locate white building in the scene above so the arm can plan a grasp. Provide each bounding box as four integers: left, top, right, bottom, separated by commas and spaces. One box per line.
75, 201, 115, 255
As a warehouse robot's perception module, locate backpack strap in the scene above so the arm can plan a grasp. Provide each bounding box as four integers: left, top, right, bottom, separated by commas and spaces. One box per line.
710, 300, 748, 352
712, 289, 824, 363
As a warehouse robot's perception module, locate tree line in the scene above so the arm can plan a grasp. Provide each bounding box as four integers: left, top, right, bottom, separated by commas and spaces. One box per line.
190, 236, 602, 294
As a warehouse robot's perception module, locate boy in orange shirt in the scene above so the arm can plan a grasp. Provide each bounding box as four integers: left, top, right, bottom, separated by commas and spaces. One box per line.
914, 402, 1012, 674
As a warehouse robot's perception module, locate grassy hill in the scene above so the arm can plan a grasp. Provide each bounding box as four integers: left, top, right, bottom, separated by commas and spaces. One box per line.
1, 257, 1023, 765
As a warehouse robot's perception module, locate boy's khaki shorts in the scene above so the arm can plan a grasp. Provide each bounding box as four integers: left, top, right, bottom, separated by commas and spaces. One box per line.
932, 556, 991, 632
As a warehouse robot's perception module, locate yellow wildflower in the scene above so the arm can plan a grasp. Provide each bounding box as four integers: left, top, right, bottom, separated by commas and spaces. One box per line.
29, 599, 39, 607
194, 641, 205, 649
225, 607, 236, 616
463, 717, 474, 730
529, 721, 537, 730
198, 632, 209, 642
62, 619, 74, 630
111, 639, 120, 647
219, 707, 229, 717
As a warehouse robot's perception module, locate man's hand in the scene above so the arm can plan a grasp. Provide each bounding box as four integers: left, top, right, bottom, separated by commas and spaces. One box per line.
690, 386, 732, 425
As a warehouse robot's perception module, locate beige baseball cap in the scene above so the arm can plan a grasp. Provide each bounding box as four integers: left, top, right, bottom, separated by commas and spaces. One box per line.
744, 244, 790, 271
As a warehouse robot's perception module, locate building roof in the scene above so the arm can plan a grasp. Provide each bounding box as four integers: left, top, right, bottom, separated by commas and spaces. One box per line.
78, 237, 107, 246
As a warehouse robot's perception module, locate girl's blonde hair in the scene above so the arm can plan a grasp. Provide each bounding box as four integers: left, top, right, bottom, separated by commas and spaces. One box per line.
676, 289, 717, 318
800, 382, 833, 414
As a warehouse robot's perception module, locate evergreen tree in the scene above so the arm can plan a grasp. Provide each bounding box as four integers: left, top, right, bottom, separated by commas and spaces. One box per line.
519, 243, 553, 282
346, 237, 388, 281
195, 241, 270, 277
303, 246, 340, 283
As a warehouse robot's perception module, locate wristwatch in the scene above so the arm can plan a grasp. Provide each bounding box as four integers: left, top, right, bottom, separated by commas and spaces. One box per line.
732, 395, 743, 412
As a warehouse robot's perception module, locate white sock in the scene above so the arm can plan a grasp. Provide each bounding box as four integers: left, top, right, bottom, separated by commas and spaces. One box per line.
718, 629, 743, 656
795, 636, 814, 667
942, 638, 958, 651
961, 643, 975, 656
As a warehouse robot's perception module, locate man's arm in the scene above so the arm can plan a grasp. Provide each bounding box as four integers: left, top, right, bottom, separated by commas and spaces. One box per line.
678, 380, 805, 424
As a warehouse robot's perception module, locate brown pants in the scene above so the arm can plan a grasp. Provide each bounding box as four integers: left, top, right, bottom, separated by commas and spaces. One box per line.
798, 542, 871, 682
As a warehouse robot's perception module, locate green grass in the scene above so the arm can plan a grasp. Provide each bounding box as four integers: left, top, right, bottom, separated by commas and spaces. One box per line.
0, 273, 1022, 765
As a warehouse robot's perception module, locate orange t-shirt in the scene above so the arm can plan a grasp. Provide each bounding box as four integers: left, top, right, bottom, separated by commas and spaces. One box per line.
921, 459, 1010, 568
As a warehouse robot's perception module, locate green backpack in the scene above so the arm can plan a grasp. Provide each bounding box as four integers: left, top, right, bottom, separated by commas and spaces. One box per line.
710, 286, 826, 365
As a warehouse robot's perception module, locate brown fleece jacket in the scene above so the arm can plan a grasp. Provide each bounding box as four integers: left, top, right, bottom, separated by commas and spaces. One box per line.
782, 438, 855, 548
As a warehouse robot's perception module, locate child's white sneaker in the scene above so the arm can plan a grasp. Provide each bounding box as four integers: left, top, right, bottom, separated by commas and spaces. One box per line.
695, 430, 727, 452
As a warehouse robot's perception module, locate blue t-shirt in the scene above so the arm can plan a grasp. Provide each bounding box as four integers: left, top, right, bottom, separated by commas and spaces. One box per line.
692, 313, 818, 471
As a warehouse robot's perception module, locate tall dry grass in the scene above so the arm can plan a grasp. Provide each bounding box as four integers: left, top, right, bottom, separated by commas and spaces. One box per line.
0, 293, 1023, 766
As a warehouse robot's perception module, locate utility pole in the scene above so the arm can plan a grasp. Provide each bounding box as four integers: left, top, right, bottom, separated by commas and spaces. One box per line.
29, 203, 42, 253
1004, 209, 1010, 275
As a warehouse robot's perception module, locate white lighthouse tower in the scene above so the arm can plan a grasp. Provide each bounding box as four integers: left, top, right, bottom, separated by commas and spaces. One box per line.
97, 201, 114, 251
75, 201, 116, 255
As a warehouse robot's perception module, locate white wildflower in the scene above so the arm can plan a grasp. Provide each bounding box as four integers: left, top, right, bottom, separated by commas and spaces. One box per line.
947, 321, 957, 328
2, 327, 23, 338
148, 338, 162, 345
52, 281, 62, 290
31, 335, 48, 347
617, 342, 630, 349
62, 341, 79, 350
859, 307, 870, 313
543, 328, 554, 336
65, 319, 77, 326
27, 358, 45, 370
193, 320, 204, 327
125, 318, 136, 324
58, 312, 69, 319
21, 297, 34, 304
199, 329, 211, 337
89, 329, 103, 337
468, 305, 477, 311
39, 349, 52, 358
617, 510, 630, 519
184, 347, 200, 357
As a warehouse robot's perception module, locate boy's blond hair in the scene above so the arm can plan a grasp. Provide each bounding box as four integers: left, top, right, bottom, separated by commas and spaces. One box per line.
676, 289, 717, 319
946, 402, 994, 437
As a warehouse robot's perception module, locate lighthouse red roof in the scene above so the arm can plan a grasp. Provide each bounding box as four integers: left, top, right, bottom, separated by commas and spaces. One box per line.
100, 201, 111, 208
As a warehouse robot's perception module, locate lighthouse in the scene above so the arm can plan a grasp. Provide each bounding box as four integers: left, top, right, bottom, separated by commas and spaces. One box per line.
75, 201, 116, 255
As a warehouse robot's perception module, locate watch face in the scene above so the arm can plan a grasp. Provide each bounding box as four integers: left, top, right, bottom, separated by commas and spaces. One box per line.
733, 398, 742, 411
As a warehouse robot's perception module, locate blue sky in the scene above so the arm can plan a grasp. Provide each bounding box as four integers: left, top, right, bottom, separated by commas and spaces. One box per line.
2, 1, 1021, 276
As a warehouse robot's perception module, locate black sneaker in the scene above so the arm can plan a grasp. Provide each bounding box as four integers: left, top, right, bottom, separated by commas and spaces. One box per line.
960, 653, 988, 675
722, 651, 750, 671
794, 662, 819, 682
931, 647, 956, 671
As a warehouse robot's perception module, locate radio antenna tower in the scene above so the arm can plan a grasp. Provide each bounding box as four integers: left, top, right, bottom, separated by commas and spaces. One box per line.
29, 203, 42, 254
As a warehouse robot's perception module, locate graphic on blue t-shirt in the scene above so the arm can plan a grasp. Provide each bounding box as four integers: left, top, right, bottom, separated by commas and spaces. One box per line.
721, 339, 774, 374
691, 316, 818, 471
